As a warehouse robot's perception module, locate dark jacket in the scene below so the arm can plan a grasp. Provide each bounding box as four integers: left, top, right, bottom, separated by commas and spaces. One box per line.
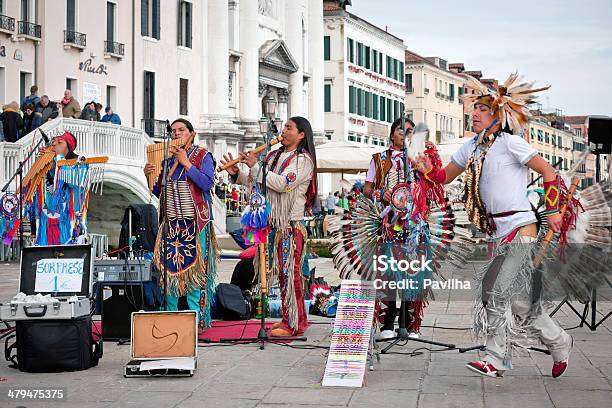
79, 106, 98, 121
35, 101, 59, 123
0, 110, 23, 142
21, 95, 40, 112
23, 112, 43, 135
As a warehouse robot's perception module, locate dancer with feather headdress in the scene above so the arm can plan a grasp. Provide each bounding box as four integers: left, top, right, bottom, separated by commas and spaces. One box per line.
330, 117, 472, 340
439, 72, 611, 378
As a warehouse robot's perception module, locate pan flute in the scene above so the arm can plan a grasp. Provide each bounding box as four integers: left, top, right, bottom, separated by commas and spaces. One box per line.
145, 139, 187, 191
21, 148, 56, 203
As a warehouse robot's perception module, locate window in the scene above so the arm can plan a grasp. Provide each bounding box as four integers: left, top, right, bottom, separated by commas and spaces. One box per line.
386, 56, 391, 77
564, 158, 568, 170
449, 84, 455, 100
347, 38, 354, 63
143, 71, 155, 119
365, 46, 370, 69
530, 127, 535, 140
373, 93, 379, 120
178, 0, 192, 48
464, 114, 469, 131
406, 73, 413, 90
179, 78, 188, 115
356, 42, 363, 66
398, 62, 404, 82
21, 0, 31, 22
141, 0, 160, 39
387, 99, 393, 123
558, 135, 563, 148
365, 91, 371, 118
575, 128, 582, 137
380, 96, 386, 122
324, 84, 331, 112
20, 72, 32, 105
323, 36, 330, 60
378, 53, 383, 74
66, 0, 77, 31
348, 85, 355, 114
359, 88, 366, 116
545, 132, 549, 143
537, 129, 543, 141
355, 88, 362, 115
552, 134, 556, 146
0, 68, 5, 104
106, 1, 116, 42
106, 85, 117, 112
372, 50, 377, 72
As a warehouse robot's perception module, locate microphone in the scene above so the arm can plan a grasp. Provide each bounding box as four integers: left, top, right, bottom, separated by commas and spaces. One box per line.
38, 128, 50, 145
166, 120, 172, 138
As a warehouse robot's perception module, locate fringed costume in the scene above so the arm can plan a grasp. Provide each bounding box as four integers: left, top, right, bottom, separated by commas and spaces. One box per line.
151, 145, 218, 330
234, 147, 315, 335
330, 141, 471, 335
459, 72, 611, 377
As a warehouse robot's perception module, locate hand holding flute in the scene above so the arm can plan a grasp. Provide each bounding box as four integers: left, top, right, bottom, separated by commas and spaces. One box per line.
218, 136, 283, 173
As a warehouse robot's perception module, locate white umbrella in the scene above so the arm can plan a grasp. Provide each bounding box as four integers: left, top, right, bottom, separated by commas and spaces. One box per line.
315, 141, 382, 173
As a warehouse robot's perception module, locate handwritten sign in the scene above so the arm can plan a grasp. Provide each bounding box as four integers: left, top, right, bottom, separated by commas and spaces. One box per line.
322, 280, 376, 388
34, 258, 84, 293
83, 82, 102, 103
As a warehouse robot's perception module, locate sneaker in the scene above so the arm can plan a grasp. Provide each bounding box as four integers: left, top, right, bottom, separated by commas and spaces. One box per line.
465, 361, 504, 378
552, 336, 574, 378
376, 330, 396, 340
408, 332, 420, 339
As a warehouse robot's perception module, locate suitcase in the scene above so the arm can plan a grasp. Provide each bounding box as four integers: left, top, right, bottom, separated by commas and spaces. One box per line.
0, 297, 90, 321
5, 316, 102, 373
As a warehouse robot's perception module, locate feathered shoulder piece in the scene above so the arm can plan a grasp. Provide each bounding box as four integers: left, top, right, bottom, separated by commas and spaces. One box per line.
461, 72, 550, 134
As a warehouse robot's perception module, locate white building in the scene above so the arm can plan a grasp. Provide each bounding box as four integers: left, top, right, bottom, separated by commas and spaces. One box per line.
404, 50, 465, 160
0, 0, 325, 240
323, 1, 406, 146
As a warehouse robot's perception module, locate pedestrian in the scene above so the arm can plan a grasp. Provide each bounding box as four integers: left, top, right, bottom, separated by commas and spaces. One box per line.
21, 85, 40, 112
101, 106, 121, 124
325, 192, 336, 215
95, 103, 103, 121
35, 95, 59, 123
23, 103, 42, 135
60, 90, 81, 119
0, 102, 24, 142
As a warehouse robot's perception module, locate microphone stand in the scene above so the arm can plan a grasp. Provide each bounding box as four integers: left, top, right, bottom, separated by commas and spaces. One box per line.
2, 129, 50, 249
160, 121, 172, 311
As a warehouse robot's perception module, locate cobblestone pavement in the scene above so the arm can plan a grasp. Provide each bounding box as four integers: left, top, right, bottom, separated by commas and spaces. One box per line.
0, 258, 610, 408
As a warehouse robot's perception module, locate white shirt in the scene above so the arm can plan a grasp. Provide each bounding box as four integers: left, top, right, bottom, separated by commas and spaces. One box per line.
451, 132, 538, 241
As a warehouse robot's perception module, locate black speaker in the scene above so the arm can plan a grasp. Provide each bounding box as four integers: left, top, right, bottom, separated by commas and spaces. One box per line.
101, 283, 145, 341
588, 117, 612, 154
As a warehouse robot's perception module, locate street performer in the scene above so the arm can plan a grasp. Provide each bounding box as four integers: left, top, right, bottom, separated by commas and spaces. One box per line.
439, 73, 574, 378
220, 116, 317, 337
342, 117, 448, 340
144, 118, 218, 330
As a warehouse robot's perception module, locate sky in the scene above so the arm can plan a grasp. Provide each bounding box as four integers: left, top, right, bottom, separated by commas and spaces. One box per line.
349, 0, 612, 116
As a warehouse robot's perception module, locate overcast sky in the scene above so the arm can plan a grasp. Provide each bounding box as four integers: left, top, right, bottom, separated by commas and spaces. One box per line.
350, 0, 612, 116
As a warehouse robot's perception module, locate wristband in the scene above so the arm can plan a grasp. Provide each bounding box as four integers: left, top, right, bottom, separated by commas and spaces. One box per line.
543, 176, 560, 215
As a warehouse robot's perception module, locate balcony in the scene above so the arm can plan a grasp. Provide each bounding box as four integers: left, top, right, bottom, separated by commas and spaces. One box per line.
17, 21, 42, 40
64, 30, 86, 50
141, 119, 168, 139
104, 40, 125, 58
0, 14, 15, 34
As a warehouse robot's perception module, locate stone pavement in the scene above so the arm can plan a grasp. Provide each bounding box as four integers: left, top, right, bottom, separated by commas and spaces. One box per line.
0, 258, 610, 408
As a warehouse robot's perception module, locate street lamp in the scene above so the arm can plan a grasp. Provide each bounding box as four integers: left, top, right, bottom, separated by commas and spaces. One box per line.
264, 95, 277, 119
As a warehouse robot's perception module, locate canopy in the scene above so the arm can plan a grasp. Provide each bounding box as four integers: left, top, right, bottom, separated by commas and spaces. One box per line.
315, 141, 383, 173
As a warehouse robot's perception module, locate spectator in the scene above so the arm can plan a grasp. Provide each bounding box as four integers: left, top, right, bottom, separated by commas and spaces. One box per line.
35, 95, 59, 123
60, 89, 81, 118
312, 194, 322, 215
325, 192, 336, 215
23, 104, 42, 135
0, 102, 24, 142
21, 85, 40, 111
95, 103, 103, 121
101, 106, 122, 125
231, 188, 239, 212
79, 101, 98, 121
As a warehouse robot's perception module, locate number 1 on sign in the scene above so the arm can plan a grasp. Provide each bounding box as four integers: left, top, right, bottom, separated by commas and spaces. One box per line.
52, 275, 58, 292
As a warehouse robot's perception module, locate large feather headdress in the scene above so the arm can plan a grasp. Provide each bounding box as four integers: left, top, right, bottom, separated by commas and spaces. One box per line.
461, 72, 550, 134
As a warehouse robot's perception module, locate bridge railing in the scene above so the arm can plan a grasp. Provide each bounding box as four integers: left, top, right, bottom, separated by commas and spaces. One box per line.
0, 118, 155, 190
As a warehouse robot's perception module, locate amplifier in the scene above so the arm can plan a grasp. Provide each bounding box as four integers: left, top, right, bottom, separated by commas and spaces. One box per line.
93, 259, 153, 282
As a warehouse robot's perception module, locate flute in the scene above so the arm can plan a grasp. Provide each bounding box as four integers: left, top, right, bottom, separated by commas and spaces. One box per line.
218, 136, 283, 171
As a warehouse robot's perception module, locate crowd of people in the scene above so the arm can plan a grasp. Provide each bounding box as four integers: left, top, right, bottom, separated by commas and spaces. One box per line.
0, 85, 122, 142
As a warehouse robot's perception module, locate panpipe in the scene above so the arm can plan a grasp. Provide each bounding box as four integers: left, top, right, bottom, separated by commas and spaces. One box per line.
57, 156, 109, 167
21, 148, 56, 203
218, 136, 283, 171
145, 139, 188, 190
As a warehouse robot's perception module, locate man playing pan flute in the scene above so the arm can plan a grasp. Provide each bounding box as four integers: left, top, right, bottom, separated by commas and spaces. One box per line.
144, 118, 218, 330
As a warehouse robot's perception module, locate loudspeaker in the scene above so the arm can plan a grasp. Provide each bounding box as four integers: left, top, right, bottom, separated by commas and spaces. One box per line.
588, 117, 612, 154
101, 283, 145, 341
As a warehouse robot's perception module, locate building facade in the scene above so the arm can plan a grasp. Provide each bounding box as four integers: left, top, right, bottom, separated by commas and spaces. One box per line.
323, 1, 406, 146
0, 0, 325, 159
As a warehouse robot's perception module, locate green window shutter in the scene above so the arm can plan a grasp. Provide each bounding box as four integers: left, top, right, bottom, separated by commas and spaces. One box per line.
379, 53, 383, 74
360, 89, 366, 116
380, 96, 386, 122
324, 36, 331, 60
349, 86, 355, 114
387, 100, 393, 122
373, 94, 379, 120
347, 38, 354, 63
324, 84, 331, 112
366, 91, 372, 117
365, 46, 371, 69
